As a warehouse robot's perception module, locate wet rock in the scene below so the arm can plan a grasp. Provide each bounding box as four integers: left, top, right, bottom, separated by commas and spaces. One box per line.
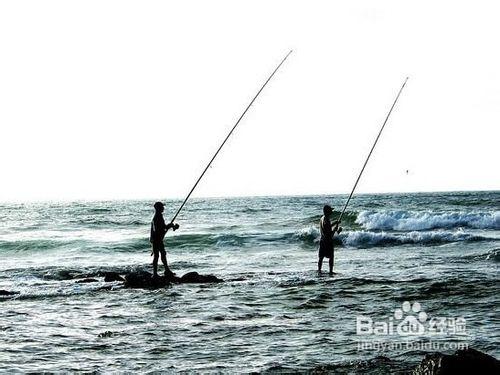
413, 348, 500, 374
0, 290, 19, 296
180, 271, 223, 283
227, 277, 246, 282
123, 270, 223, 288
75, 278, 99, 283
97, 331, 113, 338
124, 270, 170, 289
103, 272, 125, 282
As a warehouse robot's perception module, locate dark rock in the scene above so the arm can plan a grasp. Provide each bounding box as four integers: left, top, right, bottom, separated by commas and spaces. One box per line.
180, 271, 223, 283
413, 348, 500, 374
75, 278, 98, 283
123, 270, 223, 288
124, 270, 170, 289
228, 277, 246, 282
103, 272, 125, 282
0, 290, 19, 296
97, 331, 113, 338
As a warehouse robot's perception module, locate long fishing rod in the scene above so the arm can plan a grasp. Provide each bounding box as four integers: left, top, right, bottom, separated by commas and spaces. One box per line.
337, 77, 409, 224
169, 50, 293, 225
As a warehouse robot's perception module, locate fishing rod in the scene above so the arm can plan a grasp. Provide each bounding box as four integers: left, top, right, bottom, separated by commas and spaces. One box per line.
169, 50, 293, 225
337, 77, 409, 225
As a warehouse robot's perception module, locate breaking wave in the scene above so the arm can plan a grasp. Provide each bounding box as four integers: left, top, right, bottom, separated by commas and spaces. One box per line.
2, 228, 495, 254
356, 210, 500, 231
341, 229, 489, 248
293, 226, 492, 248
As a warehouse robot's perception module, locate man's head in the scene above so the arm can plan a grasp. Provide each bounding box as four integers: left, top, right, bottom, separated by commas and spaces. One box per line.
154, 201, 165, 213
323, 204, 333, 216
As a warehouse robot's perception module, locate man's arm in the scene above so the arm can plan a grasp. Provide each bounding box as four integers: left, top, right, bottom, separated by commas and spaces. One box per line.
166, 222, 180, 231
331, 220, 342, 234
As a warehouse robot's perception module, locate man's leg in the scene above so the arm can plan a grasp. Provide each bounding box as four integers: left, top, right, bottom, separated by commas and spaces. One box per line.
318, 256, 324, 273
329, 256, 334, 274
160, 251, 171, 275
152, 252, 159, 277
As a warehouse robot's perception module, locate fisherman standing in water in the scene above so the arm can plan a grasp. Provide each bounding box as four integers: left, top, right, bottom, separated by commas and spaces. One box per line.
150, 202, 179, 278
318, 204, 342, 274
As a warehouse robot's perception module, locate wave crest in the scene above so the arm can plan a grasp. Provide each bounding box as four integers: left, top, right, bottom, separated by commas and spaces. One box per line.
356, 210, 500, 231
293, 226, 491, 248
341, 229, 487, 247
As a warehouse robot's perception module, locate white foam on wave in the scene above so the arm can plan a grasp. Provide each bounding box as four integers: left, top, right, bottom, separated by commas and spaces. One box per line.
356, 210, 500, 231
340, 229, 485, 247
294, 226, 489, 248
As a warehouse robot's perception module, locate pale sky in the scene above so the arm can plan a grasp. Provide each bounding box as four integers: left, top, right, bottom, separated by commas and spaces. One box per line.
0, 0, 499, 202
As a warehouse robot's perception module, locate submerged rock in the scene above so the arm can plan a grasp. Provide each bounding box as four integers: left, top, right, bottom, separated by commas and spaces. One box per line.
413, 348, 500, 374
180, 271, 223, 284
124, 270, 223, 288
97, 331, 113, 338
103, 272, 125, 282
0, 290, 19, 296
124, 270, 170, 289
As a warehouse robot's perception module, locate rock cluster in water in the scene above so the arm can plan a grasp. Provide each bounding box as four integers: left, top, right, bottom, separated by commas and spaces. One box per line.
123, 270, 223, 288
0, 270, 224, 297
413, 348, 500, 374
103, 272, 125, 282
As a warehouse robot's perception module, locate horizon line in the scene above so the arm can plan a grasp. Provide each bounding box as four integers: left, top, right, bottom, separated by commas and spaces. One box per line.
0, 188, 498, 205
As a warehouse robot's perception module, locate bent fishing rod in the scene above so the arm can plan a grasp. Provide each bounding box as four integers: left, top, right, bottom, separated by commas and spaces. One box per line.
169, 50, 293, 226
337, 77, 409, 225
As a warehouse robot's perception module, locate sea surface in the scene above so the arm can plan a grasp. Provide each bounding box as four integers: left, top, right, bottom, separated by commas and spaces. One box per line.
0, 191, 499, 373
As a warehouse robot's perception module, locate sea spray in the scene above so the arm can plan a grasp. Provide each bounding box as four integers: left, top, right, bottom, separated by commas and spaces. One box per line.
356, 210, 500, 231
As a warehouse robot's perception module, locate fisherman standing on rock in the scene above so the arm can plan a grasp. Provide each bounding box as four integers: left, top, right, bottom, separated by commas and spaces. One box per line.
150, 202, 179, 278
318, 204, 342, 275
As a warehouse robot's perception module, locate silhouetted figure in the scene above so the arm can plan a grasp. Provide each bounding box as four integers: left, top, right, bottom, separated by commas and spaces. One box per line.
318, 204, 342, 274
150, 202, 179, 278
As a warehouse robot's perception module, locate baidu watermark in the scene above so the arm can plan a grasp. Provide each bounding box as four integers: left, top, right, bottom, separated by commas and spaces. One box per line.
355, 301, 469, 352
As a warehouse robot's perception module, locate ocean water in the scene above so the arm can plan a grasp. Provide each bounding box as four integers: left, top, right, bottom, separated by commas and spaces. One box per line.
0, 191, 499, 373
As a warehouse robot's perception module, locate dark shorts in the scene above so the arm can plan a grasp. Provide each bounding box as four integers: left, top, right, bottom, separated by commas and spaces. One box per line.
152, 241, 166, 256
318, 239, 333, 259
